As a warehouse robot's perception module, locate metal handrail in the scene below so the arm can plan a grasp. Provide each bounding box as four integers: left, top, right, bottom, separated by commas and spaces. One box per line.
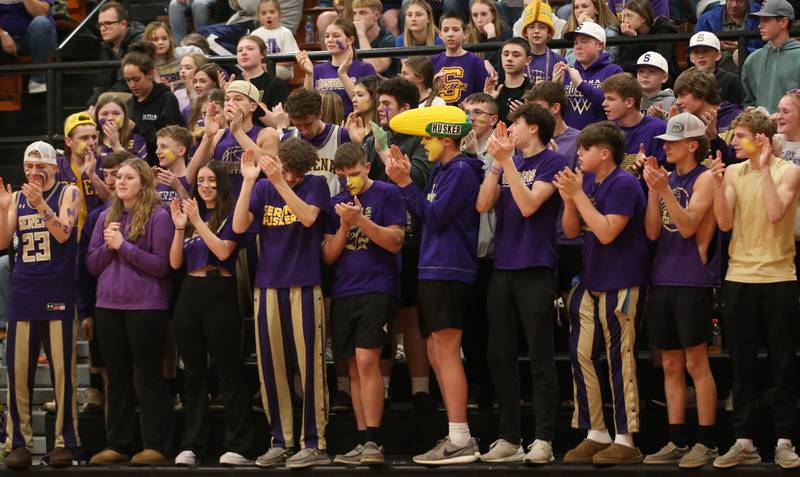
1, 27, 797, 147
57, 0, 110, 53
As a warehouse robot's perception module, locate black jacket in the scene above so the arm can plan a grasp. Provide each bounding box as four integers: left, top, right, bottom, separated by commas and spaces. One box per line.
617, 17, 680, 85
87, 22, 145, 106
128, 83, 184, 165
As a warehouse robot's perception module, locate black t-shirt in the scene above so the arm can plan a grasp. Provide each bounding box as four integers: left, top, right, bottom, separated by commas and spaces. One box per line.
496, 77, 531, 125
249, 71, 289, 109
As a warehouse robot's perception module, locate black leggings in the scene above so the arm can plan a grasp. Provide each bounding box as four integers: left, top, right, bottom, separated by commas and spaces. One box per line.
174, 275, 253, 456
95, 308, 174, 455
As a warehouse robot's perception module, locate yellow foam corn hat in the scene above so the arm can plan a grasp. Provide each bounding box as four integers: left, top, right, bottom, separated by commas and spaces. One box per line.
520, 0, 555, 37
389, 106, 472, 139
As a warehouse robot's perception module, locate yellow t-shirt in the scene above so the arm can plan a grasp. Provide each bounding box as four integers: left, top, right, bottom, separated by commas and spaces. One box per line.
726, 157, 797, 283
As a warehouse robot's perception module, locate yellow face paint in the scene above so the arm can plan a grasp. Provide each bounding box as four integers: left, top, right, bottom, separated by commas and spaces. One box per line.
74, 141, 86, 155
115, 116, 124, 128
346, 175, 365, 195
163, 149, 176, 163
742, 138, 757, 155
423, 137, 444, 162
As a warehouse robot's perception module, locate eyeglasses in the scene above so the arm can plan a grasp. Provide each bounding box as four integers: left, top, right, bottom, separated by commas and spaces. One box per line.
97, 20, 122, 29
463, 108, 494, 118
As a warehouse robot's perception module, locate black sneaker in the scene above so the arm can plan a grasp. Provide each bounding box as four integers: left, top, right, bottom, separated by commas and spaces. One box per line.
331, 391, 353, 413
412, 392, 435, 412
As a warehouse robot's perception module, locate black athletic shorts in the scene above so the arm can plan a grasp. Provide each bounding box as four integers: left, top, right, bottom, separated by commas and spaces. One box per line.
557, 244, 582, 292
399, 245, 420, 308
647, 285, 713, 350
417, 280, 472, 337
331, 293, 398, 359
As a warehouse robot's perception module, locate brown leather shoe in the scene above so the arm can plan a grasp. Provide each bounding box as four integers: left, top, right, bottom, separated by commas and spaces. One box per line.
4, 447, 32, 470
131, 449, 170, 466
47, 447, 74, 468
593, 443, 644, 465
89, 448, 130, 465
563, 439, 611, 464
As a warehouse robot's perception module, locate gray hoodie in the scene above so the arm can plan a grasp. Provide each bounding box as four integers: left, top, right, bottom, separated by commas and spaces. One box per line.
742, 39, 800, 113
641, 88, 676, 120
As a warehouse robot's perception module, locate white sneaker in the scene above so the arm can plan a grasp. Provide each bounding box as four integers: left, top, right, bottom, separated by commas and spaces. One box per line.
28, 79, 46, 94
479, 439, 523, 462
775, 442, 800, 469
174, 450, 197, 466
523, 439, 555, 464
219, 451, 252, 466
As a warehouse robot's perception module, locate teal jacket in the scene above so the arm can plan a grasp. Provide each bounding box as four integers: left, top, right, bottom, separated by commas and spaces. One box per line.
742, 39, 800, 113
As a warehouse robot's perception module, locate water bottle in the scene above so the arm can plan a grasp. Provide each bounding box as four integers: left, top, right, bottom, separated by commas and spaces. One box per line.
709, 318, 722, 355
304, 15, 316, 45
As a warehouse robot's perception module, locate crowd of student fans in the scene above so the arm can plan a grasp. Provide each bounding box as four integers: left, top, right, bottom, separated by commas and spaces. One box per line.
1, 0, 800, 471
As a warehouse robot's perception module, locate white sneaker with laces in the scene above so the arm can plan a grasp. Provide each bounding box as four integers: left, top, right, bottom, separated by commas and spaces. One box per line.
174, 450, 197, 466
523, 439, 554, 464
28, 79, 46, 94
219, 451, 252, 466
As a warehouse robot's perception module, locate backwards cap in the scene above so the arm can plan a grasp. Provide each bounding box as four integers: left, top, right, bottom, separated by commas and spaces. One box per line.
226, 80, 268, 118
521, 0, 555, 36
24, 141, 58, 166
64, 112, 96, 137
389, 106, 472, 139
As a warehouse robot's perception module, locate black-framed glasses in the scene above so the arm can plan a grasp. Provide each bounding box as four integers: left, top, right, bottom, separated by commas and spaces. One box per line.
97, 20, 122, 29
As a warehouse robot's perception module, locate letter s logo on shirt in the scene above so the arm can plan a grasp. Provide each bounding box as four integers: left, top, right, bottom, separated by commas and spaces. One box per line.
438, 67, 467, 103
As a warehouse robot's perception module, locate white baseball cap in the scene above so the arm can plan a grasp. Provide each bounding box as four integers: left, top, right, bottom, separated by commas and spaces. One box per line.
24, 141, 58, 166
636, 51, 669, 74
656, 112, 707, 141
689, 31, 721, 51
564, 21, 606, 44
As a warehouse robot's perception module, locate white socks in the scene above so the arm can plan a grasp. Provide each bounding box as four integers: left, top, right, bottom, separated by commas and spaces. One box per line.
411, 376, 429, 395
587, 429, 612, 444
777, 438, 792, 448
736, 438, 755, 451
614, 432, 634, 448
448, 422, 471, 447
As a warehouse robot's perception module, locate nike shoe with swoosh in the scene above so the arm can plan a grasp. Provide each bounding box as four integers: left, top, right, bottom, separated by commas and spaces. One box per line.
413, 437, 480, 465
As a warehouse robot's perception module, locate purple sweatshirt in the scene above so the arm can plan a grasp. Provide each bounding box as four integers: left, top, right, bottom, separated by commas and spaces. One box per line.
399, 155, 483, 283
563, 52, 623, 130
86, 206, 174, 310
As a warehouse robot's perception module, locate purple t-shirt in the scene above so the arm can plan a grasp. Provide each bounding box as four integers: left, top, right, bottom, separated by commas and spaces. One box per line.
213, 126, 262, 200
651, 165, 720, 287
329, 181, 406, 298
313, 60, 376, 116
608, 0, 669, 19
580, 167, 649, 291
249, 174, 330, 288
183, 210, 243, 274
525, 49, 565, 84
619, 115, 666, 173
555, 127, 582, 245
495, 149, 566, 270
431, 51, 489, 106
0, 0, 54, 37
156, 175, 189, 206
97, 134, 148, 164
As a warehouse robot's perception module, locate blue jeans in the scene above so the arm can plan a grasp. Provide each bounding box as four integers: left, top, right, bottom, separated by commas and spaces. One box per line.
168, 0, 217, 42
197, 21, 255, 54
0, 16, 56, 84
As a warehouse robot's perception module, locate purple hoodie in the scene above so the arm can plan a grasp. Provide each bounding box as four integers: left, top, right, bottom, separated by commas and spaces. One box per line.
86, 206, 174, 310
399, 154, 484, 284
563, 51, 623, 130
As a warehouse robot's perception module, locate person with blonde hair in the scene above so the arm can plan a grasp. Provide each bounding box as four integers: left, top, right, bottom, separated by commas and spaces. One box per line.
86, 158, 176, 466
94, 93, 149, 163
396, 0, 442, 48
561, 0, 619, 62
143, 21, 203, 87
